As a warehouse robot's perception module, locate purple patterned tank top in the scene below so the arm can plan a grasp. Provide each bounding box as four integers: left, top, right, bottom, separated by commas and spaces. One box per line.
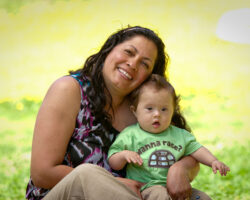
26, 74, 121, 200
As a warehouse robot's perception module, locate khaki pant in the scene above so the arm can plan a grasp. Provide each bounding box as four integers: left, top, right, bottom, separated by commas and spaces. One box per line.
44, 164, 140, 200
43, 164, 211, 200
141, 185, 212, 200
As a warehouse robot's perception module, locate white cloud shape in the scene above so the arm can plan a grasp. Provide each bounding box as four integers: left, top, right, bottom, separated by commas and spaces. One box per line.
216, 8, 250, 44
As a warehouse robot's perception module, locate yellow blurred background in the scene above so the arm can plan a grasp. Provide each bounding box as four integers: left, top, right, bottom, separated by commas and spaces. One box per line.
0, 0, 249, 144
0, 1, 250, 199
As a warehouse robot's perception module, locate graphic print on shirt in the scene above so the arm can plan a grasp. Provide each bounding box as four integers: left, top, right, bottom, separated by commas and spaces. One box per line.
148, 150, 176, 168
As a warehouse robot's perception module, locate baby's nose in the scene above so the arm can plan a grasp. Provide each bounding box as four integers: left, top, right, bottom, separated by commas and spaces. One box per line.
153, 110, 160, 117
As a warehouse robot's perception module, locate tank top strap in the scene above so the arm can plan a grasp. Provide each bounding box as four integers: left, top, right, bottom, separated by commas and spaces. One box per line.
70, 73, 90, 86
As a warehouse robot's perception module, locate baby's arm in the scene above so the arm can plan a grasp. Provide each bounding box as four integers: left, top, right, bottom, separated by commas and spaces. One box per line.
191, 147, 230, 176
108, 150, 143, 170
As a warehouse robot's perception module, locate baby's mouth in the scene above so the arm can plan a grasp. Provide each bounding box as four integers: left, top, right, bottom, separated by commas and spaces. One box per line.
152, 121, 160, 128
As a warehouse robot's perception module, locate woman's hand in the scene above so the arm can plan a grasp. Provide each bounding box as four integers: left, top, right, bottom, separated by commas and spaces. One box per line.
116, 177, 145, 200
166, 156, 199, 200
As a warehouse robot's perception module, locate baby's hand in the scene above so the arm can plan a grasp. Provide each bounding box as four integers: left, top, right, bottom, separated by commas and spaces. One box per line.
122, 150, 143, 166
211, 160, 230, 176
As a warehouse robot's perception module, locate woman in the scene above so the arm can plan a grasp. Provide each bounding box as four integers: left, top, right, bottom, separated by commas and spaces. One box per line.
26, 26, 210, 200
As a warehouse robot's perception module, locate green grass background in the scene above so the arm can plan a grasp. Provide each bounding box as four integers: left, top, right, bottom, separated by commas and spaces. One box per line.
0, 0, 249, 199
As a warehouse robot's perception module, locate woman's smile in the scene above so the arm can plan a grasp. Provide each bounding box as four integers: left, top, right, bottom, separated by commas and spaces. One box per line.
117, 67, 133, 80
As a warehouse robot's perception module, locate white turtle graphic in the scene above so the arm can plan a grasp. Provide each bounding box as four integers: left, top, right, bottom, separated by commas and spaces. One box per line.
148, 150, 176, 168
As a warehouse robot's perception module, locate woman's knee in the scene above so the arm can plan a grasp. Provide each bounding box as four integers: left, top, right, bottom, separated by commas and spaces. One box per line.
72, 164, 109, 179
74, 164, 96, 174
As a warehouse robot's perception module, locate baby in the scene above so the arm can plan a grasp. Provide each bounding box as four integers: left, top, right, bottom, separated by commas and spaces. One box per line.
108, 74, 230, 200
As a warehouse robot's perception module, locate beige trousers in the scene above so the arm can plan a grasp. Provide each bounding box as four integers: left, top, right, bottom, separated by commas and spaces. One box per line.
43, 164, 140, 200
141, 185, 212, 200
141, 185, 170, 200
43, 164, 211, 200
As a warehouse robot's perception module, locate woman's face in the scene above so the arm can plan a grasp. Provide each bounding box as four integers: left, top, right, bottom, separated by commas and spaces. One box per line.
102, 35, 158, 97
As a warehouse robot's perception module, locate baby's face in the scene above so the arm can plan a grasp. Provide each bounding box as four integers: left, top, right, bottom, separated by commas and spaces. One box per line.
133, 86, 174, 134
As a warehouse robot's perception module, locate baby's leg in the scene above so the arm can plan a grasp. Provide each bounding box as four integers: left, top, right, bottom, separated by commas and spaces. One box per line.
141, 186, 212, 200
141, 185, 170, 200
191, 188, 212, 200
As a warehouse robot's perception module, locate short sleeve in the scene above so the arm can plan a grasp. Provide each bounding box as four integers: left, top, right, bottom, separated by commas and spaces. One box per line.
107, 127, 132, 159
183, 131, 202, 156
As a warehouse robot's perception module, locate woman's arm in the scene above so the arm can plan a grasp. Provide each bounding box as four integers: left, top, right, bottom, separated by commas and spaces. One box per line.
30, 76, 81, 189
166, 156, 200, 200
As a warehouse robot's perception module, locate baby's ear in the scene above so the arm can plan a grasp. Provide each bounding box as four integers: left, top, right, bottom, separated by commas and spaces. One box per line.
130, 105, 136, 116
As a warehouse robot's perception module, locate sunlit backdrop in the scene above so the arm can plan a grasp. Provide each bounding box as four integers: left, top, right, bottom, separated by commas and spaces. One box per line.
0, 0, 249, 199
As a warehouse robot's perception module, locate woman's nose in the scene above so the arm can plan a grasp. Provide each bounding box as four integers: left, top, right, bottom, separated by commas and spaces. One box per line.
127, 58, 138, 71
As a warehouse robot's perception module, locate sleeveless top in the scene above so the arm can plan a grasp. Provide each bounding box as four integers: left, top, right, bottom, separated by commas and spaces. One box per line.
26, 74, 123, 200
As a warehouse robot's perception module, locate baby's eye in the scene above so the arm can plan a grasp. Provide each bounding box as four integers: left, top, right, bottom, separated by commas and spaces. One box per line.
146, 107, 152, 111
161, 108, 167, 111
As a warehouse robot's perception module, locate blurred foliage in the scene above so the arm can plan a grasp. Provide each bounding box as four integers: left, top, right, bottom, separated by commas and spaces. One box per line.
0, 0, 74, 13
192, 144, 250, 200
0, 100, 36, 200
0, 98, 249, 199
0, 98, 41, 120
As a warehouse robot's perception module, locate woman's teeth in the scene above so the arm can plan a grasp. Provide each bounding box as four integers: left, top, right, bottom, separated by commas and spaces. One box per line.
118, 68, 132, 80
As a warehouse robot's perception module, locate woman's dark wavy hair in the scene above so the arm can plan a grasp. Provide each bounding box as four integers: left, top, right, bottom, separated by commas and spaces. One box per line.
69, 25, 169, 132
129, 74, 192, 132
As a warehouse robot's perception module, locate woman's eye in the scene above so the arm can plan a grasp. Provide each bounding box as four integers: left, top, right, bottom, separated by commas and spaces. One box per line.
125, 49, 133, 55
142, 61, 149, 69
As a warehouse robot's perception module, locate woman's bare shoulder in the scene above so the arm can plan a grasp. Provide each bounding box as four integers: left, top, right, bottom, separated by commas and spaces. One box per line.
50, 76, 80, 93
41, 76, 81, 116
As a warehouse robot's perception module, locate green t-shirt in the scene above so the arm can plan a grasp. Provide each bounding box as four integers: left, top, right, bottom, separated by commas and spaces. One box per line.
108, 123, 202, 191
